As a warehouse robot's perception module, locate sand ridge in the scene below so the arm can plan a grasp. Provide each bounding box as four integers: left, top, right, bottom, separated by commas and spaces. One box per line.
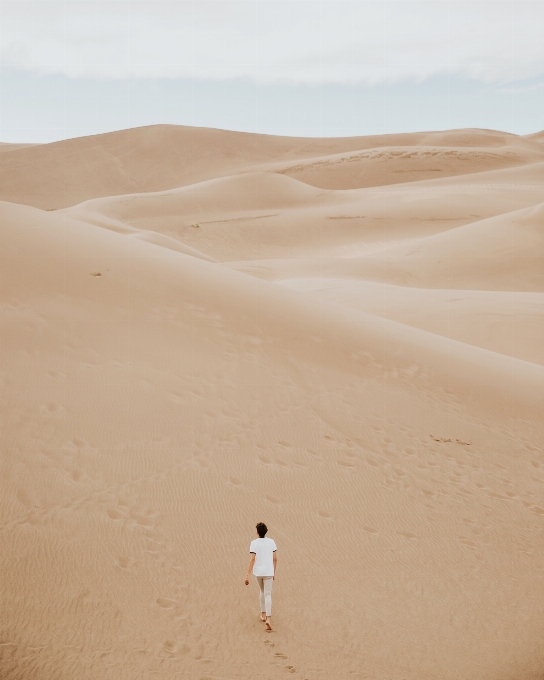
2, 124, 544, 210
1, 125, 544, 680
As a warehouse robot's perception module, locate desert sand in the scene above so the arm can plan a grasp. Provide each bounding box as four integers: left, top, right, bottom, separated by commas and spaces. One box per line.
1, 125, 543, 680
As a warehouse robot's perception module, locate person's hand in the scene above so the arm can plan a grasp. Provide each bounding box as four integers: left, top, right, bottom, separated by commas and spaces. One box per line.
244, 577, 249, 585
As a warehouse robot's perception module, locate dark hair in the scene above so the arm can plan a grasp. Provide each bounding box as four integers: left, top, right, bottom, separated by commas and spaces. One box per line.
256, 522, 268, 538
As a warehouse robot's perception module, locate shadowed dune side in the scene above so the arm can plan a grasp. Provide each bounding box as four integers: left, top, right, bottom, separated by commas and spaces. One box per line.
360, 201, 544, 291
525, 130, 544, 144
0, 125, 406, 210
128, 231, 218, 261
267, 143, 544, 190
62, 161, 544, 370
226, 200, 544, 292
277, 279, 544, 365
63, 173, 347, 261
3, 201, 541, 416
64, 162, 544, 262
1, 200, 544, 680
2, 125, 543, 210
70, 172, 330, 221
0, 124, 358, 210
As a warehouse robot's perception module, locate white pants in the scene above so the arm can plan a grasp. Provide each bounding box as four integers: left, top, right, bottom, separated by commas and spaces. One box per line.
255, 576, 273, 616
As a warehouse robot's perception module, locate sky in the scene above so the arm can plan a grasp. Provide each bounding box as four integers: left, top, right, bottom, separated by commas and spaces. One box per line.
1, 0, 543, 143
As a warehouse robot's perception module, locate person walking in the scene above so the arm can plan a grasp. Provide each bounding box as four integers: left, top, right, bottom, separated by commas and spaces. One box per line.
244, 522, 277, 631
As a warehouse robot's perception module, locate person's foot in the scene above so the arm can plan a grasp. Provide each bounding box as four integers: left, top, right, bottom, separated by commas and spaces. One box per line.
265, 617, 273, 631
260, 613, 267, 622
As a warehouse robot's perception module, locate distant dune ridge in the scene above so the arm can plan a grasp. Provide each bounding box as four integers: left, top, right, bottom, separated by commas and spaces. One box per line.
2, 124, 543, 210
1, 125, 543, 680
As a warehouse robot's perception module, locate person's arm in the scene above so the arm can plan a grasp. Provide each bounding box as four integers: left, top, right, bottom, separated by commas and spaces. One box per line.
273, 551, 277, 579
244, 554, 255, 585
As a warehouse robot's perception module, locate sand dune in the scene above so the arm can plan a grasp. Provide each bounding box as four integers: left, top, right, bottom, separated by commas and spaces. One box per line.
230, 201, 544, 292
0, 142, 39, 153
65, 161, 544, 263
277, 279, 544, 365
525, 130, 544, 144
0, 124, 406, 210
1, 126, 544, 680
268, 142, 544, 190
3, 125, 543, 210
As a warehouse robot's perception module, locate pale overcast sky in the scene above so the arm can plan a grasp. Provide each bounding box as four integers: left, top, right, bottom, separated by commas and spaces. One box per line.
1, 0, 543, 142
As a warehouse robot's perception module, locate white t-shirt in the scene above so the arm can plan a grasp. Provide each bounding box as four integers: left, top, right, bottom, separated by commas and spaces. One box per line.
250, 537, 277, 577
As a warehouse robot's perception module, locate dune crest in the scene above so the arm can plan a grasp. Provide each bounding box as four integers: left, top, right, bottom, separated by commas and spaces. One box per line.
2, 124, 543, 209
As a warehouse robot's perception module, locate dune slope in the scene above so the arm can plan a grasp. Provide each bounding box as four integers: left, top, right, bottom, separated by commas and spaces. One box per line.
276, 279, 544, 365
2, 125, 543, 210
64, 161, 544, 263
1, 126, 544, 680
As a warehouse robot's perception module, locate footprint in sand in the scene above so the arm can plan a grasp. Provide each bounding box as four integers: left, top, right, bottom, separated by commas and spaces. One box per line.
487, 491, 512, 501
363, 526, 379, 534
307, 450, 324, 462
16, 489, 33, 508
273, 651, 296, 673
396, 531, 417, 539
106, 507, 124, 520
318, 511, 333, 520
40, 402, 64, 416
156, 597, 177, 609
